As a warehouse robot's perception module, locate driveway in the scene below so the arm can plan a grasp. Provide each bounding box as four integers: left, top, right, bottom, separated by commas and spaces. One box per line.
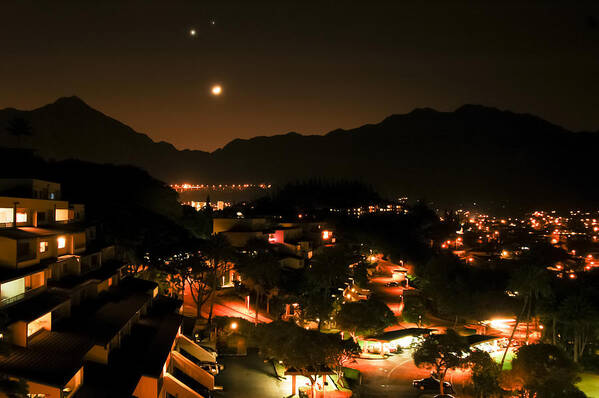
214, 349, 290, 398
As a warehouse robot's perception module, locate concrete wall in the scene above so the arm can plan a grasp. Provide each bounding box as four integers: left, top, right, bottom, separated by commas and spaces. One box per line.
0, 237, 16, 267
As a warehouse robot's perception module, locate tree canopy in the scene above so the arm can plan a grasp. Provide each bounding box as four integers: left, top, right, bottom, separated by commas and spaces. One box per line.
509, 343, 585, 398
334, 298, 396, 340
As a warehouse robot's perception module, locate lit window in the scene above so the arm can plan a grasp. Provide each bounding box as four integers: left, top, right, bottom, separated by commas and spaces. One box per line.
322, 230, 331, 240
16, 212, 27, 223
27, 312, 51, 337
40, 241, 49, 253
57, 237, 66, 249
55, 209, 69, 222
0, 208, 13, 223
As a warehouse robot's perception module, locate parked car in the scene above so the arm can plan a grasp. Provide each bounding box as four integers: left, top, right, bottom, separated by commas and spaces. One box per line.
412, 377, 454, 394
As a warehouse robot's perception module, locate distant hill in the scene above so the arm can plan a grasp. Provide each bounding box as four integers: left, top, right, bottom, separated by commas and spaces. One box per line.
1, 97, 598, 208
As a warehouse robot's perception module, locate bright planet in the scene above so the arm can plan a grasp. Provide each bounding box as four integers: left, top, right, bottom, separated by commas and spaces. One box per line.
211, 85, 222, 95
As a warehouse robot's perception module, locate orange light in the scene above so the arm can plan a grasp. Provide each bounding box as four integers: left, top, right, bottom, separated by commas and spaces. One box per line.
230, 322, 238, 330
322, 230, 331, 240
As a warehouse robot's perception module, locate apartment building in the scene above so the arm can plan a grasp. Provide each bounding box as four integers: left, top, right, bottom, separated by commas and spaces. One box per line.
0, 179, 219, 398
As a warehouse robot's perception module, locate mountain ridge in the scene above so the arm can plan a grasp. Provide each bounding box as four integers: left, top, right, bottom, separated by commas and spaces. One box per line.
1, 97, 597, 208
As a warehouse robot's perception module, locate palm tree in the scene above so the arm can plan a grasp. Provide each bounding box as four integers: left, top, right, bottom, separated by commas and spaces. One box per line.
500, 265, 552, 369
6, 117, 33, 149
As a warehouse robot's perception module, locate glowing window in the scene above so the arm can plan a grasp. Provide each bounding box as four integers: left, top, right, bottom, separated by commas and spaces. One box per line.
322, 230, 331, 240
16, 212, 27, 223
27, 312, 51, 337
57, 237, 66, 249
40, 241, 49, 253
0, 278, 25, 300
0, 208, 13, 223
55, 209, 69, 222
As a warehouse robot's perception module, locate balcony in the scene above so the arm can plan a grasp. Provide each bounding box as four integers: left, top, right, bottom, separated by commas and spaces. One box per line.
0, 286, 45, 308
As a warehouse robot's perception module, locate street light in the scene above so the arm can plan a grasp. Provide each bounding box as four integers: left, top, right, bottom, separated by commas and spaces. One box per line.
230, 322, 238, 330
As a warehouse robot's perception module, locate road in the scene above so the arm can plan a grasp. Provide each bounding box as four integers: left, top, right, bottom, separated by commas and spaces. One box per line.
349, 348, 470, 398
182, 285, 273, 324
346, 258, 470, 397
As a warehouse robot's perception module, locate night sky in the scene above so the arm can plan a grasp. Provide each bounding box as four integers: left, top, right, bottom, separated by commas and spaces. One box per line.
1, 1, 598, 151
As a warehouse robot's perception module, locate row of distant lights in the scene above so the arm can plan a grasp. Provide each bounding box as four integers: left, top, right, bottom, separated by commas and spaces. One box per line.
172, 183, 272, 190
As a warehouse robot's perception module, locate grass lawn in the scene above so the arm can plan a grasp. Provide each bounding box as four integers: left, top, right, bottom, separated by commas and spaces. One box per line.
577, 373, 599, 398
490, 350, 515, 370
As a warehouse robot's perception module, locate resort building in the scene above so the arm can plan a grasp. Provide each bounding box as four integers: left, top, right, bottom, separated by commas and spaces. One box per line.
0, 179, 219, 398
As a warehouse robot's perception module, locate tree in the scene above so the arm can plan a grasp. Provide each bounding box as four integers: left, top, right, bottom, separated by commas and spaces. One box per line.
5, 117, 33, 149
309, 246, 352, 299
402, 294, 428, 326
558, 293, 599, 363
236, 251, 281, 323
351, 261, 369, 289
300, 245, 352, 330
254, 321, 359, 398
334, 298, 396, 341
323, 336, 361, 388
200, 234, 235, 325
185, 255, 213, 319
412, 329, 471, 395
158, 254, 196, 299
0, 312, 28, 398
500, 264, 552, 369
510, 343, 585, 398
468, 350, 501, 398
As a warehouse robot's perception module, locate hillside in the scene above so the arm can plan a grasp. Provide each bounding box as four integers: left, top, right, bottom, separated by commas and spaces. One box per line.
1, 97, 597, 208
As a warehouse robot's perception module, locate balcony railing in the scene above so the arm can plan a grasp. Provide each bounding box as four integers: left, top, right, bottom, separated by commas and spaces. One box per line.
0, 287, 44, 308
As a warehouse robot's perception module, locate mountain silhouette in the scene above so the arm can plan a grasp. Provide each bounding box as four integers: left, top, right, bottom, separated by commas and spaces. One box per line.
1, 97, 597, 208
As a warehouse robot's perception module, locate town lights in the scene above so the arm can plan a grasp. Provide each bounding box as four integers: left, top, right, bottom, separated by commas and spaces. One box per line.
230, 322, 238, 330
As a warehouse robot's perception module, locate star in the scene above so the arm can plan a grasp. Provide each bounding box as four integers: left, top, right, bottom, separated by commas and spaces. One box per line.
189, 28, 197, 36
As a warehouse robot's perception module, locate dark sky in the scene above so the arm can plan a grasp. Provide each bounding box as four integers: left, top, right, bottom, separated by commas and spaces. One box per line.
1, 1, 598, 151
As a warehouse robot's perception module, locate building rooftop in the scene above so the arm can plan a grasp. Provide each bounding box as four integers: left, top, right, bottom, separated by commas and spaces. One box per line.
48, 260, 125, 290
58, 293, 151, 345
72, 297, 182, 398
0, 330, 93, 387
0, 227, 60, 240
3, 289, 70, 323
0, 261, 49, 283
366, 328, 435, 342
